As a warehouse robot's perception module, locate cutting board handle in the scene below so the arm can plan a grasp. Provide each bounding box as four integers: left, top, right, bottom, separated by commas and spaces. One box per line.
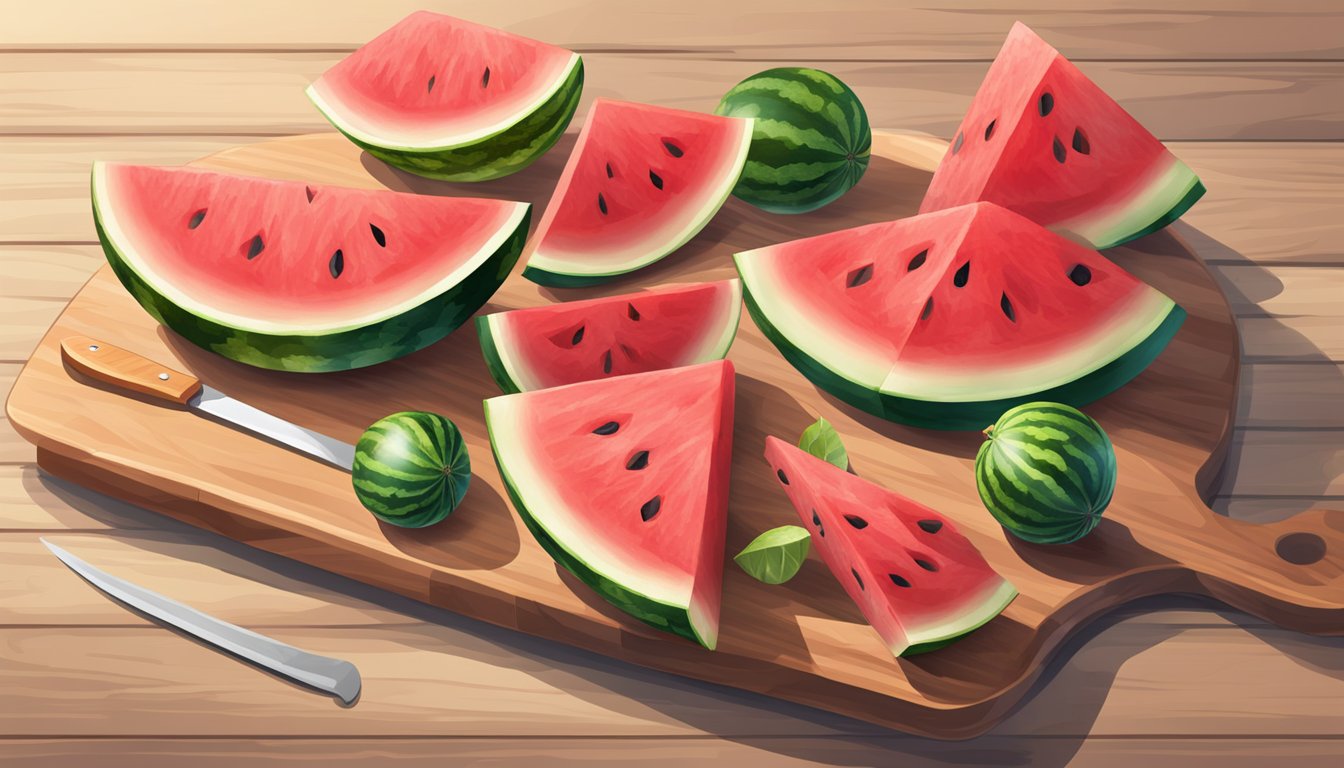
60, 336, 202, 405
1188, 507, 1344, 633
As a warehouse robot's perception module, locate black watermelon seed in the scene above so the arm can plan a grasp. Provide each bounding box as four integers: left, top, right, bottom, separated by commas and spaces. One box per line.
890, 573, 912, 588
605, 162, 614, 178
777, 469, 790, 485
626, 450, 649, 470
649, 170, 664, 190
571, 326, 585, 345
481, 67, 491, 88
844, 514, 868, 529
627, 302, 641, 321
1072, 127, 1091, 155
953, 261, 971, 287
811, 509, 820, 526
852, 568, 865, 590
984, 119, 997, 140
1000, 292, 1016, 322
602, 350, 613, 374
245, 234, 265, 260
592, 421, 619, 435
818, 525, 825, 538
427, 75, 436, 93
187, 209, 207, 229
370, 223, 387, 247
597, 193, 608, 215
328, 249, 344, 279
1053, 136, 1067, 164
920, 297, 934, 320
305, 186, 316, 204
846, 264, 874, 288
908, 249, 928, 271
1039, 91, 1054, 117
918, 519, 943, 534
1069, 264, 1093, 286
952, 132, 964, 154
914, 558, 938, 572
640, 495, 662, 521
662, 139, 684, 158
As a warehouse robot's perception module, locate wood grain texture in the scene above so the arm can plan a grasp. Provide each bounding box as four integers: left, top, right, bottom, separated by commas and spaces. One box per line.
8, 132, 1342, 739
1, 53, 1339, 141
5, 0, 1343, 60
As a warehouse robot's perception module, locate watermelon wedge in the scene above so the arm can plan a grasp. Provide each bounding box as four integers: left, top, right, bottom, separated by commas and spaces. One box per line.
735, 201, 1184, 430
521, 99, 754, 287
920, 22, 1204, 249
765, 437, 1017, 656
92, 163, 530, 372
477, 279, 742, 393
485, 360, 735, 649
307, 12, 583, 182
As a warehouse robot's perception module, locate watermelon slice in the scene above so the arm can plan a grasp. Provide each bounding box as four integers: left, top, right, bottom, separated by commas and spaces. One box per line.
477, 279, 743, 393
92, 163, 530, 372
735, 201, 1184, 430
521, 99, 754, 287
920, 22, 1204, 249
485, 360, 735, 649
307, 12, 584, 182
765, 437, 1017, 656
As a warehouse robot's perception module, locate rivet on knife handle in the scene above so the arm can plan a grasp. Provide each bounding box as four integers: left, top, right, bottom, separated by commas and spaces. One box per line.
61, 336, 202, 405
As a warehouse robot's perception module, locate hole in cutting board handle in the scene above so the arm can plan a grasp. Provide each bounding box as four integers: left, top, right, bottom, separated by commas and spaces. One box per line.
1275, 532, 1326, 565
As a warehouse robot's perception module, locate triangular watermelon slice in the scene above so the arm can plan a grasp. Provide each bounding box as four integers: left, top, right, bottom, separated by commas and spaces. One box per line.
521, 99, 753, 287
477, 279, 742, 393
765, 437, 1017, 656
92, 163, 530, 372
485, 360, 735, 648
920, 22, 1204, 249
307, 12, 584, 182
735, 202, 1184, 429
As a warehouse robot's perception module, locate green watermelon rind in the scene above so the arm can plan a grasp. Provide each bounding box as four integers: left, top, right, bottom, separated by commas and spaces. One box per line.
715, 67, 873, 214
93, 177, 532, 373
308, 56, 584, 183
475, 316, 524, 395
740, 275, 1187, 431
902, 579, 1020, 656
484, 399, 710, 648
353, 411, 471, 528
1059, 157, 1207, 250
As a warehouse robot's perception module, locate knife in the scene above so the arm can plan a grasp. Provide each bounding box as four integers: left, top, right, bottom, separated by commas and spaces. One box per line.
43, 538, 362, 704
60, 336, 355, 470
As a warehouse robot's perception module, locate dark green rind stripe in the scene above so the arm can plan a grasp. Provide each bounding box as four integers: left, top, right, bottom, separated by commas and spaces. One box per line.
485, 403, 708, 648
475, 315, 524, 395
353, 412, 470, 528
1088, 178, 1207, 250
97, 196, 530, 373
520, 264, 620, 289
321, 59, 584, 183
743, 277, 1186, 430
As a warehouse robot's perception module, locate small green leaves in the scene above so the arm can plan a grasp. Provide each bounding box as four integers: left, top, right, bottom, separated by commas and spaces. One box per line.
798, 417, 849, 471
734, 525, 811, 584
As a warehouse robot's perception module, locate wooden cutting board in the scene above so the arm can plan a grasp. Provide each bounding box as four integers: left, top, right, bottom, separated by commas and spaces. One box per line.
8, 131, 1342, 739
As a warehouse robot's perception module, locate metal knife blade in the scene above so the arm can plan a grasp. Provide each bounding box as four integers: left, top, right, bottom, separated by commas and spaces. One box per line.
43, 538, 362, 705
192, 385, 356, 470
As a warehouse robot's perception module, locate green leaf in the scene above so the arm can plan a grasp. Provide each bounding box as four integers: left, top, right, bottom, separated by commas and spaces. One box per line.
733, 525, 811, 585
798, 417, 849, 471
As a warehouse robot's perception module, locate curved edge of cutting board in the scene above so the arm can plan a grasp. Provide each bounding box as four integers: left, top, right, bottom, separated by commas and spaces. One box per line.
6, 130, 1341, 739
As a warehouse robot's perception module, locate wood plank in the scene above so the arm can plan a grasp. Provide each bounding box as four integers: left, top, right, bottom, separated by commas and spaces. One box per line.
0, 245, 100, 298
1222, 430, 1344, 497
4, 0, 1342, 60
1239, 317, 1344, 361
0, 53, 1339, 141
1214, 496, 1344, 524
7, 737, 1344, 767
1, 364, 34, 464
1237, 363, 1344, 428
0, 464, 152, 530
3, 617, 1343, 738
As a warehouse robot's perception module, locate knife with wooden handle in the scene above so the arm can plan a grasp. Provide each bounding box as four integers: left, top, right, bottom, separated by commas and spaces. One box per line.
60, 336, 356, 470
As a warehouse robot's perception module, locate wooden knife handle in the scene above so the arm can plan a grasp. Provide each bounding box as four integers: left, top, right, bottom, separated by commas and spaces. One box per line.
60, 336, 202, 405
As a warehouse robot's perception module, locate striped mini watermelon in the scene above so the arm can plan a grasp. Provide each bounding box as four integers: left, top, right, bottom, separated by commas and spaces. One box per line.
715, 67, 871, 214
353, 411, 471, 528
974, 402, 1116, 544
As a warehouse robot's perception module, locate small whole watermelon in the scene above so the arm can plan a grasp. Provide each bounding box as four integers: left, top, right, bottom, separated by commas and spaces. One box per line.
974, 402, 1116, 544
353, 411, 470, 528
714, 67, 871, 214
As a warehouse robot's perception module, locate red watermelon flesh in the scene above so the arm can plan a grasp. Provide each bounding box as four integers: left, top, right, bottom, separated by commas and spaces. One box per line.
476, 279, 742, 393
485, 360, 735, 649
521, 99, 753, 287
764, 437, 1017, 656
920, 22, 1204, 250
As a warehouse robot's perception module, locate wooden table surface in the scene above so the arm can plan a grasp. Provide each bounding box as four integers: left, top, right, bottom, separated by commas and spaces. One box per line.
2, 2, 1342, 765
